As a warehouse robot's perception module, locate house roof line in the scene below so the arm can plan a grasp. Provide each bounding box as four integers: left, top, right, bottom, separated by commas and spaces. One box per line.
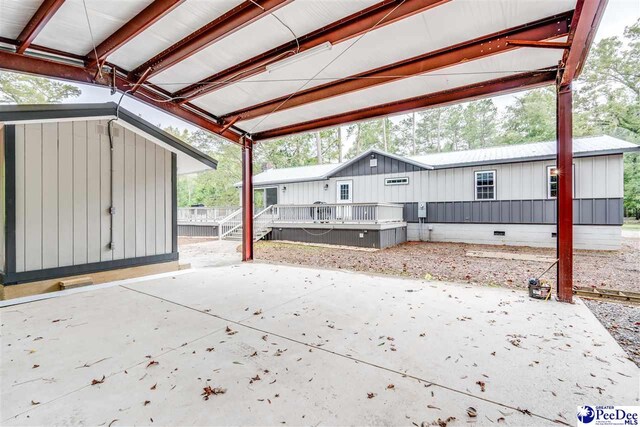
245, 136, 639, 187
0, 102, 218, 171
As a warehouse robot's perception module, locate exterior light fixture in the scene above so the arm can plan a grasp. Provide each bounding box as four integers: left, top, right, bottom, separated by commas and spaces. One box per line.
266, 42, 333, 73
324, 183, 329, 190
282, 186, 287, 192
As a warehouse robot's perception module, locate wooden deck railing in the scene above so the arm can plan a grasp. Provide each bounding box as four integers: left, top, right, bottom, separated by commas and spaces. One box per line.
272, 203, 404, 224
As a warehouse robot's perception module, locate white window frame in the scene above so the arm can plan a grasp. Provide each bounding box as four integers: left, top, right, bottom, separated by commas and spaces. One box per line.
336, 180, 353, 203
474, 170, 496, 200
547, 164, 576, 199
547, 166, 559, 199
384, 177, 409, 186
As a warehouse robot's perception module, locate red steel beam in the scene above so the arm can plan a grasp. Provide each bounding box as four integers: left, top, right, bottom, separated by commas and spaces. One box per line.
173, 0, 450, 101
130, 0, 292, 80
241, 138, 254, 261
556, 84, 573, 303
16, 0, 66, 54
86, 0, 185, 68
0, 50, 242, 144
222, 12, 571, 122
506, 40, 571, 49
252, 69, 556, 141
559, 0, 608, 86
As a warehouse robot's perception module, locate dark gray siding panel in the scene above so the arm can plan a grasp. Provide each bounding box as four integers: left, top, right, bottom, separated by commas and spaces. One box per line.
331, 153, 423, 178
266, 226, 407, 249
403, 198, 623, 225
178, 224, 218, 237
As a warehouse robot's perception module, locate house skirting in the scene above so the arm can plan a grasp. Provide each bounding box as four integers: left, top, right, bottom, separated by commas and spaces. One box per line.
266, 224, 407, 249
178, 223, 219, 237
406, 223, 621, 250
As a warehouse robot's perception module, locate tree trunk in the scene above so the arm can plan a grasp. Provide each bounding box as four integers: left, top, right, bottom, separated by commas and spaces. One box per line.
382, 118, 388, 151
315, 131, 322, 164
338, 127, 343, 162
412, 112, 416, 155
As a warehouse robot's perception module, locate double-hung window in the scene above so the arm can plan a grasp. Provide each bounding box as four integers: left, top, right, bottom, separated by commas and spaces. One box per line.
547, 166, 559, 198
475, 170, 495, 200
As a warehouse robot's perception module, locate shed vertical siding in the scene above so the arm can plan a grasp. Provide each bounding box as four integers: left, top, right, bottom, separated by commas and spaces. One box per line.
0, 125, 5, 272
13, 120, 174, 274
58, 122, 73, 267
41, 123, 58, 269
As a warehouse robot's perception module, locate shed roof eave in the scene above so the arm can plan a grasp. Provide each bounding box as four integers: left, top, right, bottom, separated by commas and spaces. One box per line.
0, 102, 218, 172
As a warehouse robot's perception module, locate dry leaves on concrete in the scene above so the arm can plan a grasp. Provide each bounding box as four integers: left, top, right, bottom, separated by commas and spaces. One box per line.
201, 386, 226, 400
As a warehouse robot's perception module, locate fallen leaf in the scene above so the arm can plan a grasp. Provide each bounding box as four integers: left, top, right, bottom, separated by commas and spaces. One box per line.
146, 360, 159, 368
31, 400, 40, 405
32, 364, 40, 369
201, 386, 226, 400
367, 392, 376, 399
253, 309, 262, 315
206, 348, 214, 352
386, 384, 395, 390
144, 400, 151, 406
91, 375, 106, 385
226, 326, 238, 336
466, 407, 477, 418
476, 380, 486, 392
150, 383, 157, 390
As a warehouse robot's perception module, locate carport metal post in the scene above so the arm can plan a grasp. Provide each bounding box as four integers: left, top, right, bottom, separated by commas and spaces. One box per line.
556, 83, 573, 303
242, 137, 254, 261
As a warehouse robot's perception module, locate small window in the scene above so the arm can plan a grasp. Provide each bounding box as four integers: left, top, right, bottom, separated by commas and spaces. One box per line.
475, 170, 495, 200
339, 184, 350, 201
385, 177, 409, 186
547, 165, 575, 199
547, 166, 558, 198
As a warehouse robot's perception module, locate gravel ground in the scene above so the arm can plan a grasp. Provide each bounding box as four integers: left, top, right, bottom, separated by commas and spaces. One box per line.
255, 237, 640, 292
583, 299, 640, 367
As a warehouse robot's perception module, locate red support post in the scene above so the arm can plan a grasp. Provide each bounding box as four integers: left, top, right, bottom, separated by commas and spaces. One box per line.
556, 84, 573, 303
241, 138, 254, 261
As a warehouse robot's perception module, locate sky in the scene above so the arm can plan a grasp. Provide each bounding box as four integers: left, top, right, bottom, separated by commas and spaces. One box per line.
63, 0, 640, 143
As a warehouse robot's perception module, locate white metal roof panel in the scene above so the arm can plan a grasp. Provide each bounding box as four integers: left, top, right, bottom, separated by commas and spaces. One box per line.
235, 46, 565, 134
410, 136, 639, 167
192, 0, 574, 117
0, 0, 42, 40
251, 162, 342, 186
150, 0, 379, 92
32, 0, 153, 55
107, 0, 246, 71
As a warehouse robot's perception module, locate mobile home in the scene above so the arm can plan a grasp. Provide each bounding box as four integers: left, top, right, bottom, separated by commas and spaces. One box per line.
244, 136, 638, 250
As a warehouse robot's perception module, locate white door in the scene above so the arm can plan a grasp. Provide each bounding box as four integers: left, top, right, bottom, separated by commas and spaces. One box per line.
336, 180, 352, 220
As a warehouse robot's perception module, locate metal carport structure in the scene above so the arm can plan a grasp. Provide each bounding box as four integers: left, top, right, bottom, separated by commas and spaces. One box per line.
0, 0, 609, 303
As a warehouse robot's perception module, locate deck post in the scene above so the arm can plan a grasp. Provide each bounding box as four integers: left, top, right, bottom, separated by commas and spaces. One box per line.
556, 83, 573, 303
242, 137, 254, 261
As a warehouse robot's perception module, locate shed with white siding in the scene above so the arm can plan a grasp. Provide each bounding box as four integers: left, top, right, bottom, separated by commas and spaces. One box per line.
0, 103, 216, 298
246, 136, 638, 250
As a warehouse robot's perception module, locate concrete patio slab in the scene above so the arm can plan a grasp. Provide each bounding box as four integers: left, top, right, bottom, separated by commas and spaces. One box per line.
2, 263, 638, 426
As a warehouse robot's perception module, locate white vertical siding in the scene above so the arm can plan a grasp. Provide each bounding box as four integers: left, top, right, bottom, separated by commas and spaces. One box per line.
274, 155, 624, 204
58, 122, 74, 267
0, 125, 5, 271
41, 123, 58, 269
15, 125, 25, 272
23, 124, 42, 272
13, 120, 174, 274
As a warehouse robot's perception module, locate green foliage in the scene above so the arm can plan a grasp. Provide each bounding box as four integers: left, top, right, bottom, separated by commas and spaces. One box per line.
0, 71, 81, 104
498, 87, 556, 144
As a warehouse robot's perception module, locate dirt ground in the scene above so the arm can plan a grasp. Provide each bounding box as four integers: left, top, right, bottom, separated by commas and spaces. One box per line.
254, 237, 640, 293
